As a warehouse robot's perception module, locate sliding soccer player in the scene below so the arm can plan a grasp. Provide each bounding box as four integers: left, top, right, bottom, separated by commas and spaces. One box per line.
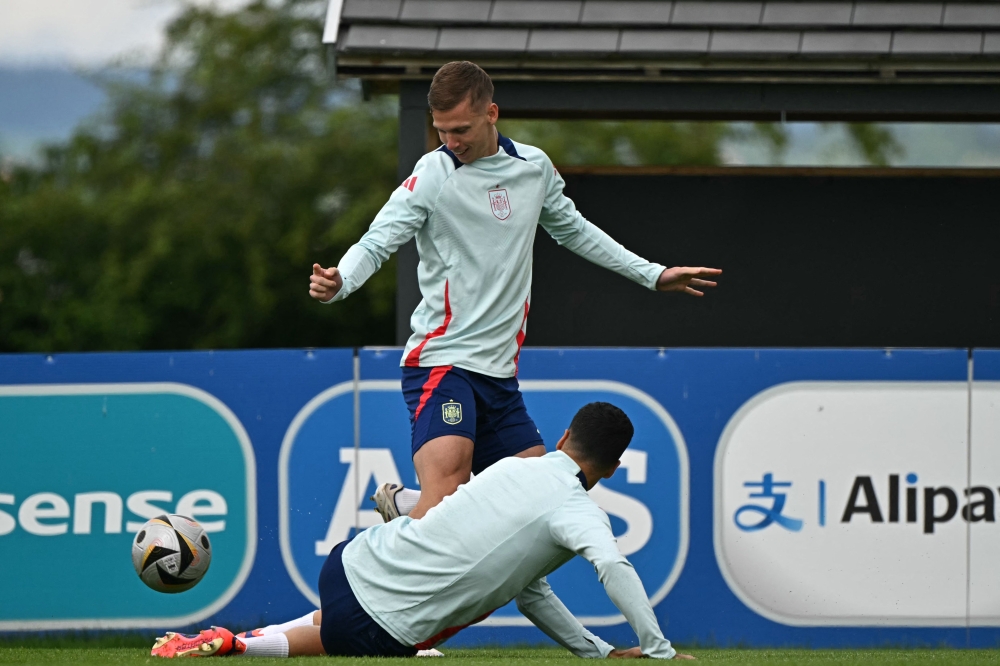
309, 61, 720, 521
150, 403, 694, 659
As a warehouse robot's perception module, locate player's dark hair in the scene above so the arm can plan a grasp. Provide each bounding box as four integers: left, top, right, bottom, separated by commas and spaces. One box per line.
428, 61, 494, 112
566, 402, 634, 469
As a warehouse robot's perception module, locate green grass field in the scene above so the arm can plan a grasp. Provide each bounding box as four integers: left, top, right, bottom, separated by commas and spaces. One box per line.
1, 638, 999, 666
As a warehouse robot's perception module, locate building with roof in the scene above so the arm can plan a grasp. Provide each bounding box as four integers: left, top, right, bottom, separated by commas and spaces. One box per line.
322, 1, 1000, 348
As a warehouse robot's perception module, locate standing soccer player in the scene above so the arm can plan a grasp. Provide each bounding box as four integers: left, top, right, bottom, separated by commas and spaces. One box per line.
309, 61, 720, 519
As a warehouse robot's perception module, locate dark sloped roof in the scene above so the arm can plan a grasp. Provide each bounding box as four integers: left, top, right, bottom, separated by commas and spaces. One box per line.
325, 0, 1000, 82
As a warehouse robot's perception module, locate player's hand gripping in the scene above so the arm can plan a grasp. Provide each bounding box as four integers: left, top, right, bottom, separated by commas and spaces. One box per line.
655, 267, 722, 296
309, 264, 343, 302
608, 647, 647, 658
607, 647, 695, 659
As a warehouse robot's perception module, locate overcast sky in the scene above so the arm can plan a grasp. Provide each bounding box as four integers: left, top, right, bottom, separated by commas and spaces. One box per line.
0, 0, 252, 67
1, 0, 998, 167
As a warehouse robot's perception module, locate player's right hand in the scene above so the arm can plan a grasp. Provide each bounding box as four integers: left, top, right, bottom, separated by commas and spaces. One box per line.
310, 264, 343, 302
607, 648, 695, 660
607, 648, 649, 659
608, 648, 645, 658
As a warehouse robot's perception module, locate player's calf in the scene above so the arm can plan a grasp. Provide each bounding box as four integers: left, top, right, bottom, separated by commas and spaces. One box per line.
410, 434, 474, 519
235, 610, 319, 638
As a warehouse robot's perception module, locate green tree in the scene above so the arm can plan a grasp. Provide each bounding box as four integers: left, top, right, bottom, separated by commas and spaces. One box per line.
499, 119, 901, 167
840, 123, 904, 166
498, 120, 769, 166
0, 0, 905, 353
0, 0, 398, 352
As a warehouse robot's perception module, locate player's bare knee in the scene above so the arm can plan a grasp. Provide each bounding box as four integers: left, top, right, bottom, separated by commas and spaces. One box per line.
514, 444, 546, 459
414, 435, 473, 479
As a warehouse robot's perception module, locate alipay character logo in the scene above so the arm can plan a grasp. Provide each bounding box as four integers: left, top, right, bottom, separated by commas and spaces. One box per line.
280, 379, 689, 625
733, 473, 802, 532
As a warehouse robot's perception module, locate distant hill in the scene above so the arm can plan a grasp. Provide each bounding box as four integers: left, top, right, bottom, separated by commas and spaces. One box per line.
0, 67, 106, 161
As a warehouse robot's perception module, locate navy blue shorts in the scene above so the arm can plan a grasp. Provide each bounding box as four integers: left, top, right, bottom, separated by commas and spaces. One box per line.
401, 366, 544, 475
318, 541, 416, 657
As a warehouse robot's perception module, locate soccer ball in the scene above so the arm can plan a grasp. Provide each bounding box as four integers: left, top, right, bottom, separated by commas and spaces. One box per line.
132, 514, 211, 593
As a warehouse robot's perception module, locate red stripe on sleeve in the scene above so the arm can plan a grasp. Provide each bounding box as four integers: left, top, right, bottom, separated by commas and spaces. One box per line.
513, 300, 530, 375
413, 365, 452, 422
404, 280, 452, 367
407, 176, 417, 191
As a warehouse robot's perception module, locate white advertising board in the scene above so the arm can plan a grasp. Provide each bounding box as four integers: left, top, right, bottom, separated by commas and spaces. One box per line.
970, 382, 1000, 625
715, 381, 1000, 626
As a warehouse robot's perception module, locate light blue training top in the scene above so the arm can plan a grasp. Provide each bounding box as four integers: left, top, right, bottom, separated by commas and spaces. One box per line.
341, 450, 676, 659
326, 134, 665, 377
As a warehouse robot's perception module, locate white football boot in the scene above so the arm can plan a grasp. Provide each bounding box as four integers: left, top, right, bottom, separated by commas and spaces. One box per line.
371, 482, 403, 523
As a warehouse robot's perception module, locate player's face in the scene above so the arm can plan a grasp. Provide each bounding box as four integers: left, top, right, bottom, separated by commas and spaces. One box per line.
432, 96, 499, 164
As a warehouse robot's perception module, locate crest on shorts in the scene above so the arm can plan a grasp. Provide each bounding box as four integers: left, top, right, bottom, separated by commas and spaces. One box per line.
488, 189, 511, 220
442, 400, 463, 425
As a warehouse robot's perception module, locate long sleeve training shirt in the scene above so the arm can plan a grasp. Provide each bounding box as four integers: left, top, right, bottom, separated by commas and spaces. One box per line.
340, 450, 676, 658
325, 134, 665, 378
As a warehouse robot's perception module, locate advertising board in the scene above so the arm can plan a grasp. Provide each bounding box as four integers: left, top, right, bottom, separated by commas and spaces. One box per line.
0, 383, 254, 629
971, 351, 1000, 626
2, 347, 999, 648
715, 381, 970, 626
0, 350, 354, 630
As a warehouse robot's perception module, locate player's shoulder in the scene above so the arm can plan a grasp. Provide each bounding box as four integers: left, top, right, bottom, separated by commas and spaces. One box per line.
485, 454, 531, 476
417, 148, 460, 173
563, 486, 614, 526
395, 148, 458, 199
504, 137, 553, 172
411, 148, 460, 183
507, 139, 550, 164
482, 454, 557, 486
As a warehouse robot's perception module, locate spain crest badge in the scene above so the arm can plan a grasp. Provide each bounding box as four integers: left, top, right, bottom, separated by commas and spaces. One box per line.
488, 188, 511, 220
442, 400, 463, 425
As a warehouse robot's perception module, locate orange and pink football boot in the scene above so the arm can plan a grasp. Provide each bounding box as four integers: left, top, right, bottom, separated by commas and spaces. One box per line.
151, 627, 245, 658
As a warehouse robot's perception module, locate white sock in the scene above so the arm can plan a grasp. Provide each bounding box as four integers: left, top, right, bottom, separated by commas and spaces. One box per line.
240, 633, 289, 657
394, 488, 421, 515
257, 611, 317, 635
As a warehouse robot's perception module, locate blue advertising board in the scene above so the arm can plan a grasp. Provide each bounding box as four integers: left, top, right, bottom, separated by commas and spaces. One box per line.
3, 347, 999, 648
0, 383, 254, 628
0, 350, 353, 630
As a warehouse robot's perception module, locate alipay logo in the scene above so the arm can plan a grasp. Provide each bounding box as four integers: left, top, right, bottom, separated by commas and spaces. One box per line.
715, 382, 1000, 627
280, 380, 689, 626
731, 471, 995, 535
733, 473, 802, 533
0, 384, 256, 629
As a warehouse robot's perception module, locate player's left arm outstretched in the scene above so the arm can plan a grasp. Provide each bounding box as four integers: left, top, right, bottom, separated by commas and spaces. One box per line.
544, 496, 695, 660
533, 152, 720, 298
